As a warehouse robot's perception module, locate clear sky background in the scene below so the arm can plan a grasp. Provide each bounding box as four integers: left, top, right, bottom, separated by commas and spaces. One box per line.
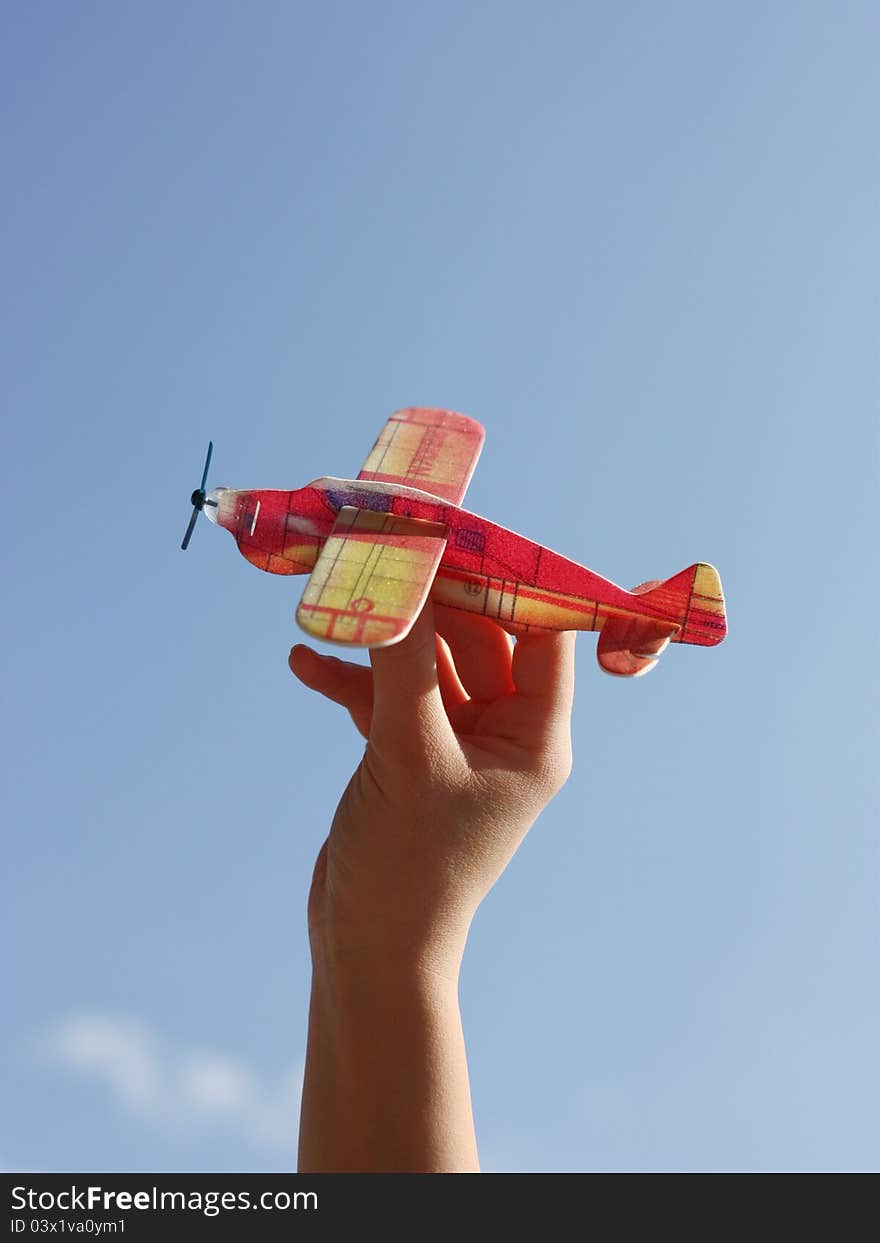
3, 1, 877, 1173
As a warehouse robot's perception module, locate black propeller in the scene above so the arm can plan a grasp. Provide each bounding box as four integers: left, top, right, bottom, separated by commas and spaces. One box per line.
181, 441, 214, 550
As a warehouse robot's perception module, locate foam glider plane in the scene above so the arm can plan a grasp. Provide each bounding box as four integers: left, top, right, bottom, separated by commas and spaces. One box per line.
181, 408, 726, 676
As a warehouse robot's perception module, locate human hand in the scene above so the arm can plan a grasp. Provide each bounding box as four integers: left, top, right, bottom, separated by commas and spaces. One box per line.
289, 604, 575, 975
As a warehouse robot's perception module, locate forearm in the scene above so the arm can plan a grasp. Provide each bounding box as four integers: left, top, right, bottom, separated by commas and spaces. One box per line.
290, 616, 575, 1172
297, 941, 479, 1173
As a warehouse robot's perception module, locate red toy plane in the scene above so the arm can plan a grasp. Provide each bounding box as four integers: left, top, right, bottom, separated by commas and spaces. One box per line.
182, 408, 726, 676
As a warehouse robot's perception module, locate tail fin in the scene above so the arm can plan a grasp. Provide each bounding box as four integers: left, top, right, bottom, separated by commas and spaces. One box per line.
596, 563, 726, 678
638, 562, 727, 648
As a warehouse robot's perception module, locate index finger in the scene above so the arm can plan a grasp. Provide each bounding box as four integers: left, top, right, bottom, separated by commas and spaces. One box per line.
368, 601, 457, 750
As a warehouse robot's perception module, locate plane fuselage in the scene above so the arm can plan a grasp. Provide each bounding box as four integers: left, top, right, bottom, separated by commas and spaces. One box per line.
210, 477, 724, 646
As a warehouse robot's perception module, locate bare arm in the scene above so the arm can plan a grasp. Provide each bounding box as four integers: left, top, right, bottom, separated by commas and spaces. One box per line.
290, 604, 575, 1172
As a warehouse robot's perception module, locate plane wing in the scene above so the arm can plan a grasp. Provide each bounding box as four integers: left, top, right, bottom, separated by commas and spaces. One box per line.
356, 408, 485, 505
296, 506, 449, 646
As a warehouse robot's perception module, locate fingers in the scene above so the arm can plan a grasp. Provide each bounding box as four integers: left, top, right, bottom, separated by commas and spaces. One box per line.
434, 606, 516, 701
435, 635, 470, 715
289, 645, 373, 738
368, 602, 457, 750
511, 630, 577, 738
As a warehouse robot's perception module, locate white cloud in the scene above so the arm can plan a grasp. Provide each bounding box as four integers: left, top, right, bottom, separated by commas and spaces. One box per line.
46, 1013, 302, 1154
52, 1015, 160, 1112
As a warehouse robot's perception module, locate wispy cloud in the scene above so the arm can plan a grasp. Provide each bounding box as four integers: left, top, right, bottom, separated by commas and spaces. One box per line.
46, 1014, 301, 1153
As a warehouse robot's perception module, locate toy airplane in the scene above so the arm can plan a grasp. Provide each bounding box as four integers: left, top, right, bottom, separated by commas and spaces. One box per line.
181, 408, 726, 676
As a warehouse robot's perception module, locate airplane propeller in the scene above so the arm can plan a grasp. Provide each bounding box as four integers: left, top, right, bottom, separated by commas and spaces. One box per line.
180, 441, 214, 550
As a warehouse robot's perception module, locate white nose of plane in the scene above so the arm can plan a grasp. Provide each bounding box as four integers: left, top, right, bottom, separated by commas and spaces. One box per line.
201, 487, 227, 524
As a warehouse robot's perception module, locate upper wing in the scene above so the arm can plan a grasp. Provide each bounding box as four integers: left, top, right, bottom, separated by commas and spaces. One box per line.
296, 506, 448, 647
357, 408, 485, 505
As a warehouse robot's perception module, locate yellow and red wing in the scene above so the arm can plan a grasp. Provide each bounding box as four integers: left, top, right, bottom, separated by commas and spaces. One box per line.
296, 506, 449, 647
356, 408, 484, 505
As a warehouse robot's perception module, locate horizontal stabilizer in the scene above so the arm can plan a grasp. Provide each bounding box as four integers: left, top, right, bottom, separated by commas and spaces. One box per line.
596, 615, 679, 677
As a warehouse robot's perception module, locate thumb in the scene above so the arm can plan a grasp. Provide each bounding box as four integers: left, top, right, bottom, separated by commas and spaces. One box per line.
288, 645, 374, 738
368, 601, 456, 753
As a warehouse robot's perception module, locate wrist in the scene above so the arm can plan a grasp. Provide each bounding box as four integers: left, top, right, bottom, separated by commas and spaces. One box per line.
308, 908, 468, 989
306, 841, 473, 984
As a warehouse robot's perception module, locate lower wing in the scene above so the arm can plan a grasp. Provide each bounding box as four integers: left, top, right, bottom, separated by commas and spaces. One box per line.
296, 506, 449, 647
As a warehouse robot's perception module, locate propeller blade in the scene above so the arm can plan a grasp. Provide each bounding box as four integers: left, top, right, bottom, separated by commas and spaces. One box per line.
200, 441, 214, 493
181, 506, 200, 551
180, 441, 213, 550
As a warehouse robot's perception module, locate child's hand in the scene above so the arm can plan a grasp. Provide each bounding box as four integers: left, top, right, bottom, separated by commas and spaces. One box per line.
289, 604, 575, 975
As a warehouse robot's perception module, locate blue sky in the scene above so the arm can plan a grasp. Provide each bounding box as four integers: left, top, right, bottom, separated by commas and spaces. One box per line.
3, 1, 877, 1172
